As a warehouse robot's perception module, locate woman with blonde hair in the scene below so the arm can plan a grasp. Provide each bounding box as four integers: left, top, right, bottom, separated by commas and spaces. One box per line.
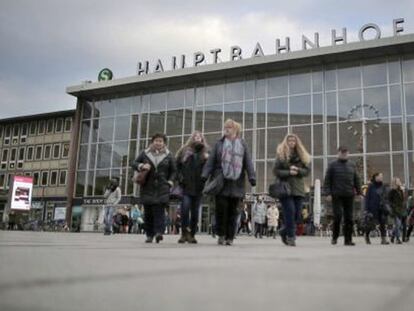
202, 119, 256, 246
273, 133, 310, 246
176, 131, 209, 244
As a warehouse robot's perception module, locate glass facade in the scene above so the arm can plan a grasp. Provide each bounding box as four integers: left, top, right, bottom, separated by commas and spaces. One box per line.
76, 54, 414, 197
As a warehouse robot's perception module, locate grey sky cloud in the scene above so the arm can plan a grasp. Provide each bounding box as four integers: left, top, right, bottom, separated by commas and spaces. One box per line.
1, 0, 413, 118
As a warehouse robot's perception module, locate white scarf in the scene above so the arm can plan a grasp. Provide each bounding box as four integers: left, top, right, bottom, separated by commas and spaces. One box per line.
221, 138, 244, 180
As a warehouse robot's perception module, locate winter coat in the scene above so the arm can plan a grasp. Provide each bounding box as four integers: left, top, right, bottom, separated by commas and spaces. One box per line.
365, 182, 388, 220
267, 206, 279, 227
388, 188, 406, 218
104, 187, 122, 206
273, 152, 310, 197
202, 137, 256, 199
252, 201, 267, 224
132, 148, 176, 205
324, 159, 362, 197
176, 144, 208, 196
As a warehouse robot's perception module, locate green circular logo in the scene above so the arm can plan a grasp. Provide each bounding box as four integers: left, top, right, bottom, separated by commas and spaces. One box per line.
98, 68, 113, 81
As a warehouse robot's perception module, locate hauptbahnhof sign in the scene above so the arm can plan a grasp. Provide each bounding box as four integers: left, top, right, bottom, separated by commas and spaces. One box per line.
137, 18, 406, 76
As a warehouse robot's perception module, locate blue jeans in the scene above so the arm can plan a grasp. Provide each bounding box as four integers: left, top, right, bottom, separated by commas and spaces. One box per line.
104, 206, 114, 233
279, 196, 303, 239
393, 217, 402, 239
181, 195, 201, 235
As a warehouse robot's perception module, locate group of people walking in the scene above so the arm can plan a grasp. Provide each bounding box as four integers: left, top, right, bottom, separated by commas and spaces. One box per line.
102, 118, 414, 247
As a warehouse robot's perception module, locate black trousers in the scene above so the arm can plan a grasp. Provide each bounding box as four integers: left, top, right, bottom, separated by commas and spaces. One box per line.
215, 196, 240, 240
332, 196, 354, 243
144, 204, 167, 237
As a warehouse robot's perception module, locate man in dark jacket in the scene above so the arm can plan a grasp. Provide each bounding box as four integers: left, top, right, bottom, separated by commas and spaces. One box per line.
324, 146, 362, 246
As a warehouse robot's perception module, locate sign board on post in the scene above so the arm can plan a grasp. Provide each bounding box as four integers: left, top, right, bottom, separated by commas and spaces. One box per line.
10, 175, 33, 211
54, 207, 66, 221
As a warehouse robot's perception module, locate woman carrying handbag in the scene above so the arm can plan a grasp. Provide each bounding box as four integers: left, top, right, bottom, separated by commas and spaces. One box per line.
273, 134, 310, 247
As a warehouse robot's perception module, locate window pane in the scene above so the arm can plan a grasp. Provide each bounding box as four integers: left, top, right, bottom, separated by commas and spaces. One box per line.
366, 119, 390, 153
204, 105, 222, 133
224, 103, 243, 128
167, 136, 182, 156
325, 68, 336, 91
405, 83, 414, 115
290, 95, 311, 125
55, 119, 63, 132
327, 123, 337, 155
205, 83, 224, 105
366, 154, 391, 183
390, 85, 402, 116
97, 143, 112, 168
268, 74, 288, 97
243, 130, 253, 155
267, 127, 287, 159
166, 110, 184, 136
256, 78, 266, 99
80, 121, 90, 144
289, 72, 310, 95
50, 171, 58, 186
267, 97, 288, 127
403, 56, 414, 83
78, 145, 88, 170
53, 145, 60, 158
406, 116, 414, 150
114, 116, 130, 141
256, 129, 265, 160
112, 141, 128, 168
167, 89, 185, 110
313, 94, 323, 123
98, 118, 114, 142
245, 101, 254, 129
338, 64, 360, 89
115, 98, 131, 115
257, 100, 266, 128
95, 100, 115, 117
195, 107, 203, 131
388, 60, 401, 84
89, 144, 96, 170
291, 126, 311, 154
363, 61, 387, 86
245, 77, 254, 100
255, 162, 265, 193
59, 171, 67, 185
82, 101, 93, 119
128, 140, 137, 167
339, 122, 362, 154
313, 125, 323, 156
326, 92, 337, 122
338, 89, 361, 121
94, 170, 110, 196
391, 118, 404, 151
184, 109, 192, 135
364, 87, 388, 118
313, 158, 324, 183
150, 91, 166, 112
185, 88, 195, 108
392, 154, 404, 184
225, 80, 244, 102
148, 112, 166, 136
312, 71, 323, 92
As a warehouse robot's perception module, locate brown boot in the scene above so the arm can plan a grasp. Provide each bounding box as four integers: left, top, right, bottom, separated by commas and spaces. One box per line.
178, 228, 190, 244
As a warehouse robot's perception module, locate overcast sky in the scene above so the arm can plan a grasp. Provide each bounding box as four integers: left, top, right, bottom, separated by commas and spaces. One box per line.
1, 0, 414, 119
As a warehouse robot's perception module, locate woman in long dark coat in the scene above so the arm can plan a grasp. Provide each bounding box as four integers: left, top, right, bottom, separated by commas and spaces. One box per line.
202, 119, 256, 246
132, 133, 176, 243
176, 131, 209, 244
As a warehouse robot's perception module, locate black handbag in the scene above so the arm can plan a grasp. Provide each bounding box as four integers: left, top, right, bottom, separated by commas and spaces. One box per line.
268, 178, 291, 199
203, 171, 224, 196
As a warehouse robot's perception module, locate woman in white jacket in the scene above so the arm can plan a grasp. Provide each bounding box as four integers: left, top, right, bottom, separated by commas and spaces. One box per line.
267, 204, 279, 239
103, 178, 122, 235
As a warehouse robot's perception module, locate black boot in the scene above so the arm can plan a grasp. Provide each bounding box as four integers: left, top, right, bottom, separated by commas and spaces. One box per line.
155, 234, 163, 243
381, 236, 390, 245
365, 233, 371, 245
188, 233, 198, 244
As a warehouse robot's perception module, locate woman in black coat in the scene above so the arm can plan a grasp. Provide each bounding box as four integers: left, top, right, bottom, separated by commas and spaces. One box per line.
176, 131, 209, 244
364, 172, 390, 245
202, 119, 256, 246
132, 133, 176, 243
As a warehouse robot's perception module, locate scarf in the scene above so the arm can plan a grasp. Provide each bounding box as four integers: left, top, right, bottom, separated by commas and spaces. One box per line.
221, 138, 244, 180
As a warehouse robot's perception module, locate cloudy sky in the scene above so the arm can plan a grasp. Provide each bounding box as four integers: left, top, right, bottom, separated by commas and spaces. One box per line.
1, 0, 414, 119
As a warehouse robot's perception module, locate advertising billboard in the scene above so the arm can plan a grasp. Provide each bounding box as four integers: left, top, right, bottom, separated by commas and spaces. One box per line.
10, 175, 33, 211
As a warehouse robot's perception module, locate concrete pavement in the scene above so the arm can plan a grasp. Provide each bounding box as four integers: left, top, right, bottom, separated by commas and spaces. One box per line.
0, 231, 413, 311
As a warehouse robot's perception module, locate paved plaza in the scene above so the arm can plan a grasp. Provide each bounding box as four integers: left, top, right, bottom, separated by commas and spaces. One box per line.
0, 231, 413, 311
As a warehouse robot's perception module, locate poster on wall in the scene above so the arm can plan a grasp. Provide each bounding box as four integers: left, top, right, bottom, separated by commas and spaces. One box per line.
54, 207, 66, 220
10, 175, 33, 211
